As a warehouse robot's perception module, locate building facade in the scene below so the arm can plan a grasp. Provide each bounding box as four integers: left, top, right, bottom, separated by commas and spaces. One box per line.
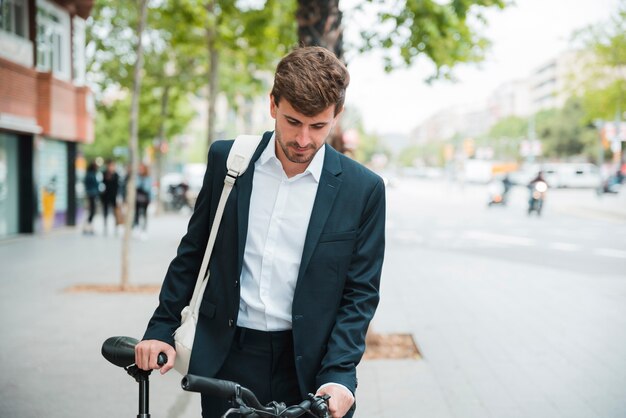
0, 0, 93, 238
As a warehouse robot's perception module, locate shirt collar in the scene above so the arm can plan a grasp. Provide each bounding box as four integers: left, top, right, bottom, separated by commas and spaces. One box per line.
258, 132, 325, 183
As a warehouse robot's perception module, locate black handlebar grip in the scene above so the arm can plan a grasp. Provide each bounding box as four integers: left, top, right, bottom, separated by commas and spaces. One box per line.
181, 375, 265, 410
181, 375, 239, 398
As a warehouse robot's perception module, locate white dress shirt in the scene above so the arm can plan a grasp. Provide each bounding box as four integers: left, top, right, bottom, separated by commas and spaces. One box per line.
238, 133, 325, 331
236, 134, 355, 401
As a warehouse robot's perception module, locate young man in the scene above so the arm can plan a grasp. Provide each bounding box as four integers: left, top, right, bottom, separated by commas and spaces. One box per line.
135, 46, 385, 418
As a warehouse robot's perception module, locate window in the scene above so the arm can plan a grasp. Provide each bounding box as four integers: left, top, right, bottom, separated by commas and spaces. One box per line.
36, 0, 70, 80
72, 16, 86, 85
0, 0, 28, 38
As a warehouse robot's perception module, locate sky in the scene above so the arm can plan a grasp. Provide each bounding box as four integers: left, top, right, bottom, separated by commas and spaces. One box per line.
341, 0, 620, 136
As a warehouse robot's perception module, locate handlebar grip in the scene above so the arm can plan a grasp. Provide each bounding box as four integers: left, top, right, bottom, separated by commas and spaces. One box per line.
181, 375, 239, 399
181, 374, 265, 410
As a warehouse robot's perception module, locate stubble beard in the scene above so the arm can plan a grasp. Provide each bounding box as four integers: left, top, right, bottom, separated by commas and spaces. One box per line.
276, 130, 322, 164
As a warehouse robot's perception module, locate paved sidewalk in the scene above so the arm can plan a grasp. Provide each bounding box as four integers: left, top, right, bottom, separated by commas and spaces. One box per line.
1, 185, 625, 417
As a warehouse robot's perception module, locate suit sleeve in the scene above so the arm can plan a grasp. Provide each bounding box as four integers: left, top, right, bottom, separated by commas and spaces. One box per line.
315, 177, 386, 393
142, 144, 221, 347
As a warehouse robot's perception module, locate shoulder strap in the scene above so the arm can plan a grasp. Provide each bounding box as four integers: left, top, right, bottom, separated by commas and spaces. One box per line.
187, 134, 263, 312
227, 134, 264, 176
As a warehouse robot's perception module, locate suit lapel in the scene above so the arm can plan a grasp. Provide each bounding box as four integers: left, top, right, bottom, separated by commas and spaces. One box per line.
236, 131, 273, 273
296, 145, 343, 284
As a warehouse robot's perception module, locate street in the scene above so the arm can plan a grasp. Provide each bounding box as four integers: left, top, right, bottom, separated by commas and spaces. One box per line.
0, 177, 625, 418
363, 177, 626, 418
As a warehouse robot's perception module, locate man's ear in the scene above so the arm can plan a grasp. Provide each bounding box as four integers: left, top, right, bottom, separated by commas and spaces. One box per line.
270, 94, 277, 119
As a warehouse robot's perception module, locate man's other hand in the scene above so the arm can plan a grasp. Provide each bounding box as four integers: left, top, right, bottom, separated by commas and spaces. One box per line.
135, 339, 176, 374
315, 383, 355, 418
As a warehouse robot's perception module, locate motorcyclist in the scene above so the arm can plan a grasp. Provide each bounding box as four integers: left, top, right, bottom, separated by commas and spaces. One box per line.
528, 171, 548, 188
487, 174, 513, 206
501, 174, 513, 201
527, 171, 548, 215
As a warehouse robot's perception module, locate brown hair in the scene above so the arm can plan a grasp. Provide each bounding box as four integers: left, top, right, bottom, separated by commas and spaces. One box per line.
271, 46, 349, 117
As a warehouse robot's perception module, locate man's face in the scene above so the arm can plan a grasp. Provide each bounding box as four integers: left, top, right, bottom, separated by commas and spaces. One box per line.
270, 96, 340, 168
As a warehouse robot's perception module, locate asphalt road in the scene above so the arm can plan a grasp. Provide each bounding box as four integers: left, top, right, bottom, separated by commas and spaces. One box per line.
385, 178, 626, 277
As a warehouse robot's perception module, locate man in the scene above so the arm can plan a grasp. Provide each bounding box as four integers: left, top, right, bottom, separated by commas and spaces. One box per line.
135, 46, 385, 418
100, 159, 120, 234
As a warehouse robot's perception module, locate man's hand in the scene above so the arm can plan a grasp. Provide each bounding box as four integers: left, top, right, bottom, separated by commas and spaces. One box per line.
315, 384, 354, 418
134, 339, 176, 374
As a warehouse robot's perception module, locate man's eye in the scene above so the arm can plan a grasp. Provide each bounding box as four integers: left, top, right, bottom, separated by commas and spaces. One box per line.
287, 119, 299, 126
312, 125, 325, 130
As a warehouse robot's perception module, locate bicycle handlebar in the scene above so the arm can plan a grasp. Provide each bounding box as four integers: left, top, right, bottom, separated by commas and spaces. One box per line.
181, 375, 265, 409
181, 374, 331, 418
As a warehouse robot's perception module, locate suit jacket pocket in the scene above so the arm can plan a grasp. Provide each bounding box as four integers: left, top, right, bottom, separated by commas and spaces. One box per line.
199, 301, 216, 319
318, 230, 357, 243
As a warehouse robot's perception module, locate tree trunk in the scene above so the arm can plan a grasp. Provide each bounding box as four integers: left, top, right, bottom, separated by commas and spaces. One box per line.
121, 0, 148, 290
296, 0, 344, 59
296, 0, 345, 153
154, 84, 170, 216
206, 0, 219, 146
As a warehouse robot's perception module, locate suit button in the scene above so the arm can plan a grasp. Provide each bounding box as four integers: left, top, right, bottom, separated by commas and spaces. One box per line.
294, 314, 303, 320
234, 280, 239, 287
228, 319, 234, 327
296, 356, 303, 361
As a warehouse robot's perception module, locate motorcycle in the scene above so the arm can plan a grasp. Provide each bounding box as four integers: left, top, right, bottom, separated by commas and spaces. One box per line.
527, 180, 548, 216
167, 182, 191, 211
596, 174, 621, 195
487, 179, 509, 207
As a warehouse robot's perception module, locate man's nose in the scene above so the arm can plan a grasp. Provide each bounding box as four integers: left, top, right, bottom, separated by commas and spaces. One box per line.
295, 126, 311, 146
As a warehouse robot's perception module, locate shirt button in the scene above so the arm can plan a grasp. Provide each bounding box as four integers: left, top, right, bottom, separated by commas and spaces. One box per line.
234, 280, 239, 287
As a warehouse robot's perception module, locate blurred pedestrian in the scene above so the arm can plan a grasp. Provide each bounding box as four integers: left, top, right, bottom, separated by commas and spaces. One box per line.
134, 163, 151, 237
83, 161, 100, 235
100, 159, 120, 235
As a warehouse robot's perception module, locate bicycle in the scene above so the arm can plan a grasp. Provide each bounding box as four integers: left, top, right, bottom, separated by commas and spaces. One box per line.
102, 336, 331, 418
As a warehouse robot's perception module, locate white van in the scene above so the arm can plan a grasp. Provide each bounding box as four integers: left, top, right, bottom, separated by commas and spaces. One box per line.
542, 163, 601, 188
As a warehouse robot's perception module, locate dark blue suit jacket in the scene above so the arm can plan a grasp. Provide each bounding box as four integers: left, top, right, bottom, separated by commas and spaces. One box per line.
144, 131, 385, 401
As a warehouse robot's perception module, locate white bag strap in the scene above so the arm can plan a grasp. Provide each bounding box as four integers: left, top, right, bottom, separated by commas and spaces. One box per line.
187, 134, 263, 312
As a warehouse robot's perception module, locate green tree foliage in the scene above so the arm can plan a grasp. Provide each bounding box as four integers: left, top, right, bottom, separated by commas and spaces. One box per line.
85, 0, 197, 159
359, 0, 506, 79
476, 116, 528, 160
574, 0, 626, 122
535, 98, 597, 159
397, 142, 446, 167
85, 0, 296, 158
488, 116, 528, 139
157, 0, 296, 144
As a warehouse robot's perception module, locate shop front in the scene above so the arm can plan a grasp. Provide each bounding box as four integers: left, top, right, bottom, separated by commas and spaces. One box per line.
0, 133, 19, 238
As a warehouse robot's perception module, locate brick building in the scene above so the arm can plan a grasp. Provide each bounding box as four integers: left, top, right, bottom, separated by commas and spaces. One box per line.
0, 0, 94, 237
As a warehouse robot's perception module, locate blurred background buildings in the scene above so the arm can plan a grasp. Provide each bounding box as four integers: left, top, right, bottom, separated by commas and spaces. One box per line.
0, 0, 95, 238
